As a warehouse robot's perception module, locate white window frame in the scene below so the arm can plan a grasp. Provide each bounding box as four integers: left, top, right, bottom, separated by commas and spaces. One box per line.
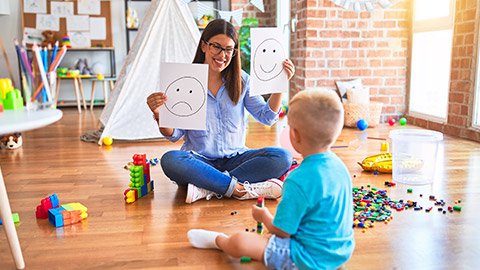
473, 19, 480, 129
408, 0, 455, 121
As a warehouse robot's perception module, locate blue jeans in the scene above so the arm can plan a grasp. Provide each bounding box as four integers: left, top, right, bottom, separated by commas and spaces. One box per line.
264, 235, 299, 270
160, 148, 292, 197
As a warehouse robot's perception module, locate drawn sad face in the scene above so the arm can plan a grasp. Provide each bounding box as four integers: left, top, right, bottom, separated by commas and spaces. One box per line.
253, 38, 285, 81
164, 76, 206, 117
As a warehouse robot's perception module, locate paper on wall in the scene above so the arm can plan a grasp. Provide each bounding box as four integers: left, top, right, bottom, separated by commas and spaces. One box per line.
23, 0, 47, 14
68, 31, 91, 47
36, 14, 60, 31
158, 63, 208, 130
249, 28, 289, 96
89, 17, 106, 40
51, 1, 74, 17
67, 15, 90, 32
23, 27, 43, 44
77, 0, 101, 15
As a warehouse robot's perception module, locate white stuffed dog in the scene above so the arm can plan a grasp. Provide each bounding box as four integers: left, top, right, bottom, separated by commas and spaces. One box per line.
0, 133, 23, 150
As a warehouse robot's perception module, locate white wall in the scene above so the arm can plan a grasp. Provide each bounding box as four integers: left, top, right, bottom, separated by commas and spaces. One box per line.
0, 0, 129, 102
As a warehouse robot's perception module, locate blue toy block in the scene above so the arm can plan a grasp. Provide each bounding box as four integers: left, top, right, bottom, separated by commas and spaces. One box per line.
48, 206, 66, 227
49, 194, 59, 208
140, 184, 148, 196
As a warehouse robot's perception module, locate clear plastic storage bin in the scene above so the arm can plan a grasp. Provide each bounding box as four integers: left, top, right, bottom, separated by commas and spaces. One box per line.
389, 129, 443, 185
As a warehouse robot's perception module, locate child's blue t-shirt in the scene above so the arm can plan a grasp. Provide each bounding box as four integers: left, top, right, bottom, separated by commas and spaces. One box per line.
273, 151, 355, 270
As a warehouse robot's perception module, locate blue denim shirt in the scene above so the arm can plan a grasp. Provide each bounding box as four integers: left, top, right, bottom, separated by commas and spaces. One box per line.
163, 72, 280, 160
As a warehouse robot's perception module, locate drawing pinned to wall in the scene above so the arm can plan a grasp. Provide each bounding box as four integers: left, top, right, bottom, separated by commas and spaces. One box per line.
51, 1, 74, 17
36, 14, 60, 31
23, 27, 43, 44
77, 0, 100, 15
23, 0, 47, 14
89, 17, 106, 40
250, 28, 288, 96
67, 15, 89, 31
68, 31, 91, 47
158, 63, 208, 130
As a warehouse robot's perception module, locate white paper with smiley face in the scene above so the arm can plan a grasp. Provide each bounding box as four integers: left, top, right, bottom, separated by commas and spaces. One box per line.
158, 63, 208, 130
250, 28, 289, 96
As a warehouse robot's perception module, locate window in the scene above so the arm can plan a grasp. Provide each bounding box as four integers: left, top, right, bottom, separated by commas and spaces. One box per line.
474, 28, 480, 127
408, 0, 455, 120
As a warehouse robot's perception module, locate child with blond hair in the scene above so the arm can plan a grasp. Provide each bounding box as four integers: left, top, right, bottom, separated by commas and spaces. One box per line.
187, 89, 355, 269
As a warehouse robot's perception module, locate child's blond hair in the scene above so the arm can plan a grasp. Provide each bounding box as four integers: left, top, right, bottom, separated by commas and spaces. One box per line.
288, 89, 344, 149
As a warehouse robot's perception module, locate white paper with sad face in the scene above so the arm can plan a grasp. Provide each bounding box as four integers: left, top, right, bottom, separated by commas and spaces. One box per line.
158, 63, 208, 130
250, 28, 289, 96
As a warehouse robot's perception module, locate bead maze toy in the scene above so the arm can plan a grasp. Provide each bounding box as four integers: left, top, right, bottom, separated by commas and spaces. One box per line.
35, 194, 88, 227
124, 154, 155, 203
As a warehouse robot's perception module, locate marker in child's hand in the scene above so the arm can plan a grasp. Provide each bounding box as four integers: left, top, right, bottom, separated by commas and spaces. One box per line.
257, 196, 265, 235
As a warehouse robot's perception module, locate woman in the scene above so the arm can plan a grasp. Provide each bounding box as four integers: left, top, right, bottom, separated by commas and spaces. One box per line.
147, 19, 295, 203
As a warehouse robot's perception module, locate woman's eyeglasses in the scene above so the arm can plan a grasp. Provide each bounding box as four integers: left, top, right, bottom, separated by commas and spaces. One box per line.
204, 41, 237, 57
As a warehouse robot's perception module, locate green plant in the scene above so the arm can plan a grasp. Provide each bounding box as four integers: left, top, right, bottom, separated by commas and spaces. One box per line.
238, 18, 258, 74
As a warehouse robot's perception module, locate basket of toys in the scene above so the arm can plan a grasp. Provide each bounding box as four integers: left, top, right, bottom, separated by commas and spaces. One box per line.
343, 102, 383, 128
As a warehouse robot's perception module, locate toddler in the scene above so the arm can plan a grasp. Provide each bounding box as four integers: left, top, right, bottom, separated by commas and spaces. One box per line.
188, 89, 355, 269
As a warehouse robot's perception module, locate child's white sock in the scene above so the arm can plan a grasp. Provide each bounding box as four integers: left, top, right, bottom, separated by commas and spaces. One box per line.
187, 229, 227, 249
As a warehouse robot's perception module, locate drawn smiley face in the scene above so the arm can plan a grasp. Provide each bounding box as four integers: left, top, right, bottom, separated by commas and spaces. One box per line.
253, 38, 285, 82
164, 76, 206, 117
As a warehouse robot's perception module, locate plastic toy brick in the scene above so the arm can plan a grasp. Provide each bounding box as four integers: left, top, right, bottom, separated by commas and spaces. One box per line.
0, 213, 20, 224
49, 194, 59, 208
65, 203, 88, 219
49, 207, 66, 227
3, 89, 24, 110
36, 194, 59, 219
130, 165, 144, 187
148, 180, 154, 192
124, 189, 137, 203
132, 154, 147, 166
48, 203, 88, 227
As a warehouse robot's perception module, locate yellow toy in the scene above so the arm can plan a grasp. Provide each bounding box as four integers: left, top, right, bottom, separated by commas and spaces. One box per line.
358, 153, 424, 174
103, 137, 113, 146
358, 153, 393, 173
380, 142, 389, 152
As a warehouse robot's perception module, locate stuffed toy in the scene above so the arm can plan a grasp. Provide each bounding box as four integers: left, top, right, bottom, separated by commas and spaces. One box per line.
74, 58, 92, 76
42, 30, 56, 47
0, 133, 23, 150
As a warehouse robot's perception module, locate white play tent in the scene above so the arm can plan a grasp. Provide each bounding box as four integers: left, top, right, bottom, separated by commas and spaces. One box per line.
97, 0, 200, 143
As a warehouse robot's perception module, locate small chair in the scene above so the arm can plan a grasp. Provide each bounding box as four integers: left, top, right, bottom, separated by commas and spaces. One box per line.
90, 77, 116, 110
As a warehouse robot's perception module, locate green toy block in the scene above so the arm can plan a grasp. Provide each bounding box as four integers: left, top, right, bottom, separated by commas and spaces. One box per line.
3, 89, 24, 110
0, 213, 20, 224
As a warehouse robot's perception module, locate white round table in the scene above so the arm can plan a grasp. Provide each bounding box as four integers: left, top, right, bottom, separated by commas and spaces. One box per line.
0, 108, 63, 269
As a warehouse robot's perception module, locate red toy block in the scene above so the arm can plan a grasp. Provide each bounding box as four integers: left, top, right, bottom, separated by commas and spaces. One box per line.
36, 198, 53, 219
132, 154, 146, 166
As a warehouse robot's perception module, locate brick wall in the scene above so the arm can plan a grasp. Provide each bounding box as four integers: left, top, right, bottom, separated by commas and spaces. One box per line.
407, 0, 480, 142
290, 0, 409, 122
231, 0, 276, 27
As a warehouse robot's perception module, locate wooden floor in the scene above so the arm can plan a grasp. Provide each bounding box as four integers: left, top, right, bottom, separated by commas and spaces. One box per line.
1, 107, 480, 269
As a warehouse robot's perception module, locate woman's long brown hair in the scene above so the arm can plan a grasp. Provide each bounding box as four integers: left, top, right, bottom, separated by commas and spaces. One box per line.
193, 19, 242, 105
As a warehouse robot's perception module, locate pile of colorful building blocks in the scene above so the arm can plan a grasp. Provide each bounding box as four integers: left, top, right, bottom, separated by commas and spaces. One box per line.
353, 186, 463, 232
35, 194, 88, 227
124, 154, 155, 203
